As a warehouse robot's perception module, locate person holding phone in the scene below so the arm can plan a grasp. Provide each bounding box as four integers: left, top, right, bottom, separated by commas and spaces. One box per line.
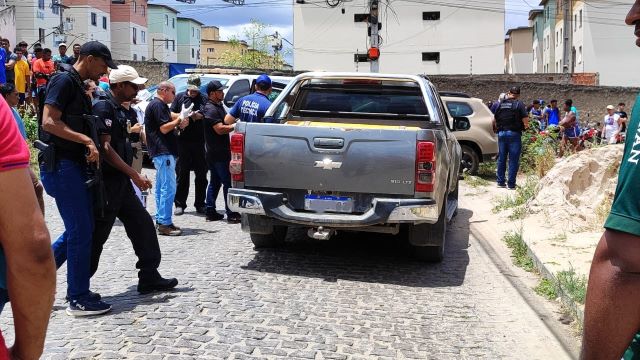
170, 74, 208, 216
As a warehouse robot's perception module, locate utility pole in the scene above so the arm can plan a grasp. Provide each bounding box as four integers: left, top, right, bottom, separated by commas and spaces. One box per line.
368, 0, 380, 72
52, 0, 68, 44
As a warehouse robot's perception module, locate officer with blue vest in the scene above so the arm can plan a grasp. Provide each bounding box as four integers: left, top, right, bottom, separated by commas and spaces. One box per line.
224, 74, 273, 124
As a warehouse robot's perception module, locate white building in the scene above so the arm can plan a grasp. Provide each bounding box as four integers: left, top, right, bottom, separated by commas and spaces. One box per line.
110, 0, 149, 61
11, 0, 62, 47
65, 0, 112, 47
293, 0, 505, 74
571, 0, 637, 86
177, 17, 202, 65
504, 27, 533, 74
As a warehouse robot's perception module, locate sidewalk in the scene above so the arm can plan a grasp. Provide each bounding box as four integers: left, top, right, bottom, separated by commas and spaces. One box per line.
460, 145, 624, 323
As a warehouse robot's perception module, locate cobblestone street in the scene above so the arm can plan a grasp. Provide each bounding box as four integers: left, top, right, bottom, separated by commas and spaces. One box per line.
0, 169, 575, 359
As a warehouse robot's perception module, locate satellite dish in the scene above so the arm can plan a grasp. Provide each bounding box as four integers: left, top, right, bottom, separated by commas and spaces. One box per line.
175, 0, 196, 3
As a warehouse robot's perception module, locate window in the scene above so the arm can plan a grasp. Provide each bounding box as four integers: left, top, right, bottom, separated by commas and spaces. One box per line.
354, 14, 368, 22
142, 6, 145, 16
197, 29, 200, 39
141, 56, 146, 61
102, 16, 107, 30
91, 13, 97, 26
574, 15, 577, 32
141, 30, 146, 43
133, 54, 137, 61
132, 28, 137, 44
38, 0, 45, 9
191, 48, 194, 58
165, 40, 168, 49
422, 52, 440, 63
172, 41, 175, 51
52, 0, 59, 14
192, 28, 195, 37
172, 18, 175, 29
445, 101, 473, 117
224, 80, 251, 107
422, 11, 440, 21
133, 0, 137, 12
580, 10, 583, 28
38, 28, 45, 44
165, 14, 168, 26
578, 46, 583, 64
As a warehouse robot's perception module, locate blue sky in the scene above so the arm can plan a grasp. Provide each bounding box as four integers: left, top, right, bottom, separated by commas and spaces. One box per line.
154, 0, 534, 64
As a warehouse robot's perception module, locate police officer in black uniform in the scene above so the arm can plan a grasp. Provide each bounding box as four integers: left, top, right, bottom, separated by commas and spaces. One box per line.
91, 65, 178, 294
170, 74, 208, 216
40, 41, 116, 317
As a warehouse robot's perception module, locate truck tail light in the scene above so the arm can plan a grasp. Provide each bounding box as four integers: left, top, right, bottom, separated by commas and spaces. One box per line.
230, 133, 245, 182
415, 140, 436, 193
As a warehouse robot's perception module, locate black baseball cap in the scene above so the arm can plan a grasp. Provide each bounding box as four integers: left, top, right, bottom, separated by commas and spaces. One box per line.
206, 80, 228, 94
509, 86, 521, 95
79, 41, 118, 69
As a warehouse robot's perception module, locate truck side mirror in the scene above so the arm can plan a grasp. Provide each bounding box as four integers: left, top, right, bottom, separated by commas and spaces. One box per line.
453, 117, 471, 131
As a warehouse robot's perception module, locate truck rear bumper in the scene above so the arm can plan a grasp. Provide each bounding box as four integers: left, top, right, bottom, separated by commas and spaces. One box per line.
228, 189, 439, 227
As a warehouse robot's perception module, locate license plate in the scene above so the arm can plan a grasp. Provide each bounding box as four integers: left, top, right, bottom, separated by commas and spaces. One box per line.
304, 195, 354, 213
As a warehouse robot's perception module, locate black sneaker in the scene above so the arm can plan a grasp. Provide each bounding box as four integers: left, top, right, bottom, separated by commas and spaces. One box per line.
137, 277, 179, 294
206, 212, 224, 222
195, 206, 206, 214
65, 290, 101, 303
66, 298, 112, 317
508, 186, 517, 190
227, 213, 242, 224
497, 183, 507, 188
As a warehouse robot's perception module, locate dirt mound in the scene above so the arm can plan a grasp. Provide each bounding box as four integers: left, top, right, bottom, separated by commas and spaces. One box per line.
529, 145, 624, 231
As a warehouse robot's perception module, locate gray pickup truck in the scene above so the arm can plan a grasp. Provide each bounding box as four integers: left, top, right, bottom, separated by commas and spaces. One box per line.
227, 72, 470, 262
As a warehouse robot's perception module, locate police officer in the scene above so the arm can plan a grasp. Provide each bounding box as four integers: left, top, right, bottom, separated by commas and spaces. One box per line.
40, 41, 117, 317
224, 74, 273, 125
170, 74, 208, 216
91, 65, 178, 294
492, 86, 529, 190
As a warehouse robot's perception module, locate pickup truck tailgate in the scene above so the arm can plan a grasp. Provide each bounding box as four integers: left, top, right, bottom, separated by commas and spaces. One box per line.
243, 123, 418, 196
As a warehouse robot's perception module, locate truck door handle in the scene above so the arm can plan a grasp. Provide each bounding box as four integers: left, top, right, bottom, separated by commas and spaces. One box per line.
314, 138, 345, 149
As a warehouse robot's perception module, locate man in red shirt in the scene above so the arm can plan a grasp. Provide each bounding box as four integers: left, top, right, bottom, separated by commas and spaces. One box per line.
0, 95, 56, 359
32, 48, 54, 126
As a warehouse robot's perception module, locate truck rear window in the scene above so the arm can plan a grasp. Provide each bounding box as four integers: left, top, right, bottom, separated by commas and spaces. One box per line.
291, 82, 429, 120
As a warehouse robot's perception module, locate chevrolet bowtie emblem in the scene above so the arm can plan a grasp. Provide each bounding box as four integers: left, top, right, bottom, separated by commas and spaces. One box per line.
314, 159, 342, 170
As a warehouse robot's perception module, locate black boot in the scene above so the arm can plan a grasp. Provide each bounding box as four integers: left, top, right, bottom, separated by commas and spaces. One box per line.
138, 273, 178, 294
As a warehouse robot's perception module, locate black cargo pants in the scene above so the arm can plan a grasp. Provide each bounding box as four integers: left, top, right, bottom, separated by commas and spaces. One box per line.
174, 140, 208, 210
91, 174, 162, 281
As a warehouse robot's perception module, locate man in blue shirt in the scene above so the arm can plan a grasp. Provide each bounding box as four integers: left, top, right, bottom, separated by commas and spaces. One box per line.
0, 45, 7, 85
544, 99, 560, 127
224, 74, 273, 124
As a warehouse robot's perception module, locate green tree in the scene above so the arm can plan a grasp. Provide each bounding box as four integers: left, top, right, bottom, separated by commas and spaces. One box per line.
219, 19, 289, 70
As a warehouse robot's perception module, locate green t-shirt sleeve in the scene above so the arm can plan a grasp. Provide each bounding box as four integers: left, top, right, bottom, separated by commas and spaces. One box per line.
605, 93, 640, 236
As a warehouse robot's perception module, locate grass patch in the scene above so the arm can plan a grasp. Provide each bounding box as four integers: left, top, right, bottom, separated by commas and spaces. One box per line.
503, 229, 535, 272
550, 233, 568, 243
535, 278, 558, 300
508, 206, 527, 220
477, 161, 497, 180
463, 174, 490, 188
493, 176, 539, 213
556, 268, 587, 304
594, 193, 614, 229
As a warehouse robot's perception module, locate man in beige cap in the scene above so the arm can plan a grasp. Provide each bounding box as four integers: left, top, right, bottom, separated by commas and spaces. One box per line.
90, 64, 179, 294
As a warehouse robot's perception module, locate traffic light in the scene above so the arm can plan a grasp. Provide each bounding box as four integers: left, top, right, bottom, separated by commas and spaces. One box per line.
367, 47, 380, 61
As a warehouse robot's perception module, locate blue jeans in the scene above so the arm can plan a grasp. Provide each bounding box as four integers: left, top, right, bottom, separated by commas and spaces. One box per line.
153, 155, 177, 226
206, 161, 232, 215
496, 130, 522, 188
41, 160, 94, 300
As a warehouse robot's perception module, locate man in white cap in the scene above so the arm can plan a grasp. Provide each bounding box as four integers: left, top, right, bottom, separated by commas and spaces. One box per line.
602, 104, 622, 144
90, 65, 179, 295
53, 43, 71, 66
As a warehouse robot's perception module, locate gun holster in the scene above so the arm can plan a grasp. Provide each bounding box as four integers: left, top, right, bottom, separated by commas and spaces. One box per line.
35, 140, 56, 173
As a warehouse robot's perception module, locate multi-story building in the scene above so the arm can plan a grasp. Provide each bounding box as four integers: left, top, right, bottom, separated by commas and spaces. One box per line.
65, 0, 112, 47
504, 27, 533, 74
147, 3, 179, 63
200, 26, 249, 66
293, 0, 505, 74
12, 0, 66, 47
111, 0, 148, 61
530, 9, 544, 73
177, 17, 202, 65
553, 0, 565, 74
540, 0, 557, 74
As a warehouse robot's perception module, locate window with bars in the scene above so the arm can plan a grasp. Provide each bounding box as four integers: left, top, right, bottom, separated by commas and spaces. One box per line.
422, 52, 440, 62
422, 12, 440, 21
103, 16, 107, 30
91, 13, 97, 26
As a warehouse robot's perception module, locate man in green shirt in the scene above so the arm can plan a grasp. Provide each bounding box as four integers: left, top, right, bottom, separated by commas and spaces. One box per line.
581, 2, 640, 359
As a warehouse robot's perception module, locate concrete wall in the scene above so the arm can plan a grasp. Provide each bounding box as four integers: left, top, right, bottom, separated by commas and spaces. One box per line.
430, 75, 639, 125
294, 0, 504, 74
114, 60, 168, 85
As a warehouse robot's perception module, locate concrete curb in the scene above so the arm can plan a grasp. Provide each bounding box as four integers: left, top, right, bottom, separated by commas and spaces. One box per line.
524, 239, 585, 326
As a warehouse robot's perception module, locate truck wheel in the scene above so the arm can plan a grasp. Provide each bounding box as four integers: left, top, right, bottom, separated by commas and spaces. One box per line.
250, 226, 288, 249
460, 145, 480, 175
407, 203, 447, 263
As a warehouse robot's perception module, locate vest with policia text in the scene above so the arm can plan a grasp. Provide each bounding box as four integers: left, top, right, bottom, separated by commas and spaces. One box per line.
93, 91, 134, 176
495, 99, 525, 133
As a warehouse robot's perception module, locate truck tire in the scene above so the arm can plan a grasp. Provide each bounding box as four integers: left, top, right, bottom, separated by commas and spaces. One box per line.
460, 144, 480, 175
407, 203, 447, 263
250, 226, 288, 249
